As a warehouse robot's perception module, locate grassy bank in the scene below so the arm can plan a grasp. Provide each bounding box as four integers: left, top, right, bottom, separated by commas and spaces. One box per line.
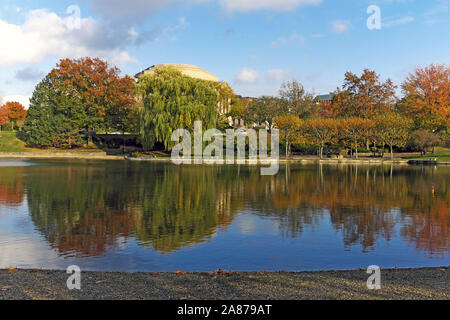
0, 131, 32, 152
402, 153, 450, 161
0, 267, 448, 300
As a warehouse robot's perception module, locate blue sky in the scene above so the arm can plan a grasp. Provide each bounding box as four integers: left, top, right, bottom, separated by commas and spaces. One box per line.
0, 0, 449, 108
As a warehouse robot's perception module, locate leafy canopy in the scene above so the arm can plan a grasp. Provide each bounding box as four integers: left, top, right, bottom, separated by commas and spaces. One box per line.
136, 66, 219, 151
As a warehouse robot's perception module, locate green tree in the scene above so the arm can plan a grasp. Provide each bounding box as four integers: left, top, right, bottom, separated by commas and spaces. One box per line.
244, 96, 281, 128
136, 67, 218, 151
21, 76, 85, 148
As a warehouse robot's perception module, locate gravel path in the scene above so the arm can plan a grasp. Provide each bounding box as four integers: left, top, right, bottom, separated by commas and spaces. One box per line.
0, 267, 448, 300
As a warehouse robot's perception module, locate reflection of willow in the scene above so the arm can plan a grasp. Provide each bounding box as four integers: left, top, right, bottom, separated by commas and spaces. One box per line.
0, 167, 25, 206
26, 163, 242, 256
239, 164, 449, 254
133, 165, 241, 253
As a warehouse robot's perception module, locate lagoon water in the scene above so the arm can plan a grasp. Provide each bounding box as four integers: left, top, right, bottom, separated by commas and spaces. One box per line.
0, 160, 448, 272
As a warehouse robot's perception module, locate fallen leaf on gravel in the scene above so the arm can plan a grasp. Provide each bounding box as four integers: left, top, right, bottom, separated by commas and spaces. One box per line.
95, 280, 106, 284
176, 270, 185, 274
7, 267, 16, 271
215, 269, 222, 275
261, 270, 268, 274
1, 286, 13, 291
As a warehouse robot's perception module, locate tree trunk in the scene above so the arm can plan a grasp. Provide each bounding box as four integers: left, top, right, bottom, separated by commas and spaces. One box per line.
320, 144, 324, 159
285, 139, 289, 158
87, 128, 93, 146
390, 144, 394, 160
355, 145, 358, 159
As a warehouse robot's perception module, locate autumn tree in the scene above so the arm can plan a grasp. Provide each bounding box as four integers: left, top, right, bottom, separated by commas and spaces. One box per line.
398, 64, 450, 132
303, 118, 339, 159
279, 80, 319, 118
373, 113, 413, 159
274, 115, 302, 158
0, 105, 8, 131
136, 66, 218, 151
3, 101, 27, 128
49, 57, 136, 145
340, 118, 374, 158
332, 69, 397, 119
407, 129, 442, 155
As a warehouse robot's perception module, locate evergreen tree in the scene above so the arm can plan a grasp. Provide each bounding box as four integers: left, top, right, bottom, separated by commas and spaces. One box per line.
21, 76, 85, 148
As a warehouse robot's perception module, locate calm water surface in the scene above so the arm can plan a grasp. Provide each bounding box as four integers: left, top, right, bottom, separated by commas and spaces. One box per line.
0, 160, 448, 271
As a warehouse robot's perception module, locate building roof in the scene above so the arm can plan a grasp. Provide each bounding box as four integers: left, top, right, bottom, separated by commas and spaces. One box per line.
135, 64, 219, 82
317, 93, 334, 102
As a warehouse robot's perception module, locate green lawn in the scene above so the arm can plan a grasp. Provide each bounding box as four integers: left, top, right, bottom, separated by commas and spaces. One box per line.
0, 131, 32, 152
402, 152, 450, 161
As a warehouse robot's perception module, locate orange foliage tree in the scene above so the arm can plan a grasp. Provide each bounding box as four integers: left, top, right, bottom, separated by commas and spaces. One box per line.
48, 57, 136, 144
399, 64, 450, 132
303, 118, 339, 159
0, 105, 8, 130
340, 118, 374, 158
274, 115, 302, 158
3, 101, 26, 128
332, 69, 397, 119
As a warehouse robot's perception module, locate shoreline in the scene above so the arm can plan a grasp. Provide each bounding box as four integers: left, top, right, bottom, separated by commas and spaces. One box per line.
1, 267, 448, 300
1, 152, 449, 165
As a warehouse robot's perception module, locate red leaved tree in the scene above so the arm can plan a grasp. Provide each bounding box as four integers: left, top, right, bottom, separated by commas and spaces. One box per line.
48, 57, 136, 145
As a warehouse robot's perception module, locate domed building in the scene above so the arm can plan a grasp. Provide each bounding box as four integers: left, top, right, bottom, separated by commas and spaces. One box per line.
135, 64, 219, 82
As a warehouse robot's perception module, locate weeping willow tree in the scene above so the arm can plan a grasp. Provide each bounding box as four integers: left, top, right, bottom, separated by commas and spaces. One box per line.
136, 67, 219, 151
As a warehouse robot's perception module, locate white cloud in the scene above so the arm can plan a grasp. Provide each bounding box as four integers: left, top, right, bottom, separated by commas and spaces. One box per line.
235, 68, 292, 84
331, 20, 350, 34
219, 0, 322, 12
235, 67, 260, 84
0, 9, 137, 67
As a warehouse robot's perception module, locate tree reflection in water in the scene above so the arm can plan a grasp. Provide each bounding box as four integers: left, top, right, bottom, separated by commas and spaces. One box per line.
0, 161, 447, 257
